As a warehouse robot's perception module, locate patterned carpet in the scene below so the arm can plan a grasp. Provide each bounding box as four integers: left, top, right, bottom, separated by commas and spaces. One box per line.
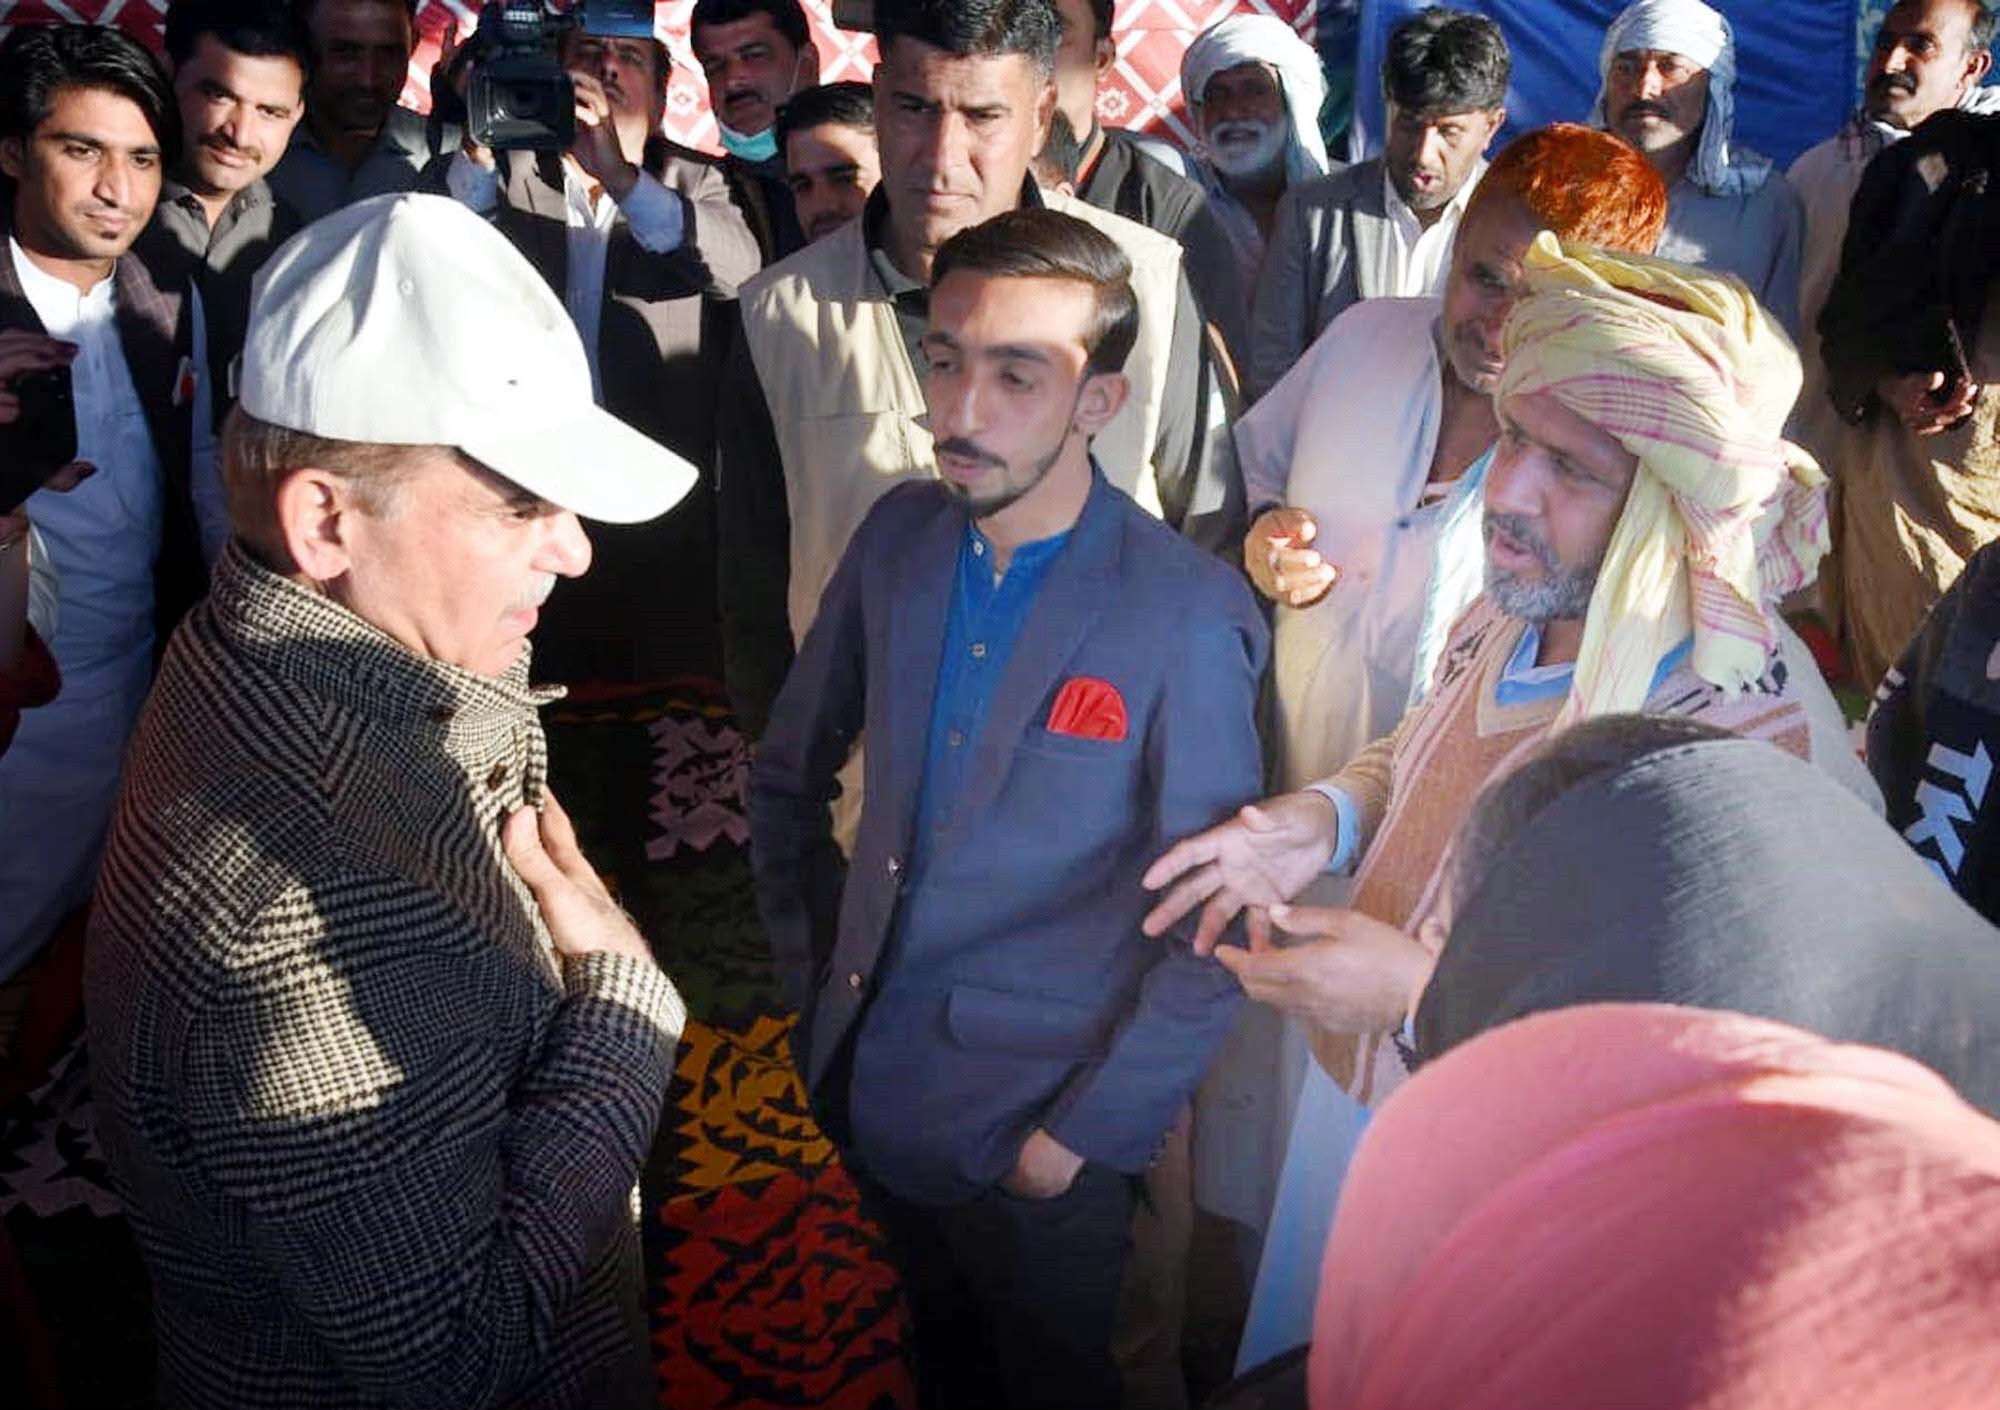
0, 674, 915, 1409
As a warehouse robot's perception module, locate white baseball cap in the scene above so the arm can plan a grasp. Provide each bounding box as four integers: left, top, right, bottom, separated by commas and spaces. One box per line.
239, 192, 695, 524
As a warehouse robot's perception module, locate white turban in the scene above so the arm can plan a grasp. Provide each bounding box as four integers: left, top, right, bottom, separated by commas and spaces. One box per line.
1588, 0, 1772, 196
1181, 14, 1330, 182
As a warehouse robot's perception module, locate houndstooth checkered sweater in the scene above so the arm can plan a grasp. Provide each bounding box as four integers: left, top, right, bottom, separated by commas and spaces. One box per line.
85, 544, 686, 1409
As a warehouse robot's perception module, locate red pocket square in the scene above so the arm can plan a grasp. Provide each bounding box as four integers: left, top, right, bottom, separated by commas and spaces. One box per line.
1046, 677, 1128, 742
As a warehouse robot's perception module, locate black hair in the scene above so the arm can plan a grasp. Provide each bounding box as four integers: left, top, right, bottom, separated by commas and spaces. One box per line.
1033, 106, 1085, 184
875, 0, 1061, 77
0, 23, 181, 157
1090, 0, 1115, 42
689, 0, 812, 53
775, 80, 874, 151
1381, 6, 1510, 116
296, 0, 419, 26
931, 207, 1138, 376
165, 0, 315, 80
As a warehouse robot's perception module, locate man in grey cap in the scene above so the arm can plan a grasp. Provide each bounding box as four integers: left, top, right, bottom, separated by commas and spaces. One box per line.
86, 192, 691, 1409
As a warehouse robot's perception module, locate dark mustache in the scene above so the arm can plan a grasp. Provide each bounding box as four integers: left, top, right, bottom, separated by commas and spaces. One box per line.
203, 135, 261, 161
1872, 72, 1918, 95
1484, 512, 1559, 571
934, 437, 1006, 470
1619, 100, 1674, 122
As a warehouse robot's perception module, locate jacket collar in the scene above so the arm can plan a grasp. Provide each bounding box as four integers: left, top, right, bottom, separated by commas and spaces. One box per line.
206, 541, 560, 736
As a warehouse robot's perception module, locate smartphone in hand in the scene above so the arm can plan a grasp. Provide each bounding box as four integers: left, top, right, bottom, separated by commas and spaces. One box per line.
0, 364, 78, 514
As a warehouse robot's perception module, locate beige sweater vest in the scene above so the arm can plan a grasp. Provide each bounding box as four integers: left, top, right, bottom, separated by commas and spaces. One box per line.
739, 189, 1184, 644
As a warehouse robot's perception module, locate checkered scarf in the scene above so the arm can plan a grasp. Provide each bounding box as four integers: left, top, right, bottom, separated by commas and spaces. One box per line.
1496, 233, 1828, 726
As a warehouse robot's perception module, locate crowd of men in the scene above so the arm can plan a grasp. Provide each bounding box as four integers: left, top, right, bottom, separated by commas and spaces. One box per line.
3, 0, 2000, 1407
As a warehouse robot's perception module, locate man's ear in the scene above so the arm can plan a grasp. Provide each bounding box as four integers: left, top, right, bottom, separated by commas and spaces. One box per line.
1484, 107, 1508, 149
274, 467, 361, 585
1034, 76, 1058, 154
1970, 49, 1994, 88
0, 136, 23, 183
1073, 370, 1130, 436
1093, 36, 1115, 86
798, 40, 820, 89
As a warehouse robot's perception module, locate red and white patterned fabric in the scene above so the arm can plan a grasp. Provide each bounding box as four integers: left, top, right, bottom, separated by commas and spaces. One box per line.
1, 0, 1315, 155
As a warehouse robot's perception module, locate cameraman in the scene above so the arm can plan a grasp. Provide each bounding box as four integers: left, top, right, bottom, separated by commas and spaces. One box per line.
439, 14, 759, 680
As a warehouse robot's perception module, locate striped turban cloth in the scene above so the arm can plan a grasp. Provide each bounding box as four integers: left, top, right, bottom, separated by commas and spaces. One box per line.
1495, 233, 1828, 726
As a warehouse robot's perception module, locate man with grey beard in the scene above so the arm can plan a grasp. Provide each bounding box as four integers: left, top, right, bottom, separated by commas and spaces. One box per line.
1178, 13, 1331, 303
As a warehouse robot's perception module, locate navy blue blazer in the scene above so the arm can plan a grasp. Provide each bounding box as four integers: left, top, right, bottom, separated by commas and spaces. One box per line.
749, 472, 1269, 1205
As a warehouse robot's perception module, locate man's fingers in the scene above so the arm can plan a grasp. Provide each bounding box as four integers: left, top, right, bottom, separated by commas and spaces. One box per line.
42, 461, 94, 494
1213, 943, 1290, 1001
1142, 863, 1221, 938
537, 791, 600, 890
1141, 833, 1220, 893
1267, 902, 1342, 939
501, 807, 565, 895
1244, 905, 1274, 952
1191, 890, 1244, 956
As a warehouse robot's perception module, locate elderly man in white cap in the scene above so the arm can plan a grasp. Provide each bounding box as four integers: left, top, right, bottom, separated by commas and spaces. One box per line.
1593, 0, 1803, 335
1180, 12, 1331, 295
86, 192, 692, 1410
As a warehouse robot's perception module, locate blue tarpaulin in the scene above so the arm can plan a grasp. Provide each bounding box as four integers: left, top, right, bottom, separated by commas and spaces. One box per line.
1348, 0, 1862, 170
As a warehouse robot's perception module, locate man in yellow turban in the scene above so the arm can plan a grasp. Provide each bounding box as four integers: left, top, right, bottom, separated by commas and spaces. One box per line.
1135, 238, 1877, 1358
1141, 234, 1874, 1098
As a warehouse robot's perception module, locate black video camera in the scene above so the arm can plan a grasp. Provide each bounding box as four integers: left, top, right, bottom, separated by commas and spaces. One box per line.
435, 0, 659, 153
459, 0, 578, 153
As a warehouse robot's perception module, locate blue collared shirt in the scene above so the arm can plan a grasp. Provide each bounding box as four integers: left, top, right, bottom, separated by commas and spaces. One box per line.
908, 521, 1073, 876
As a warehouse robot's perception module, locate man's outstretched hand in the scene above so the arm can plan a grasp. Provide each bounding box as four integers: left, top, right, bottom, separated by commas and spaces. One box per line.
1141, 791, 1340, 954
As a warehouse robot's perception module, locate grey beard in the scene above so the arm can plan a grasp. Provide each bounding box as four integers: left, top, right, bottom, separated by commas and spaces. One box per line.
1484, 512, 1599, 623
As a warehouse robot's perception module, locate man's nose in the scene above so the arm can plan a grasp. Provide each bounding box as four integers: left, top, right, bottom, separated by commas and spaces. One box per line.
542, 511, 593, 579
1883, 42, 1914, 75
1635, 62, 1667, 99
1417, 126, 1448, 170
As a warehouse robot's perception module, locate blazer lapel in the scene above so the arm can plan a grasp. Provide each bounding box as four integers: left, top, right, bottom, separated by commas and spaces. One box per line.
1350, 158, 1392, 301
879, 495, 964, 847
945, 474, 1120, 828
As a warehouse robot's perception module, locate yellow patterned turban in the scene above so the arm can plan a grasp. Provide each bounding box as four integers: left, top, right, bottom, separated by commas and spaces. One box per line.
1495, 233, 1828, 725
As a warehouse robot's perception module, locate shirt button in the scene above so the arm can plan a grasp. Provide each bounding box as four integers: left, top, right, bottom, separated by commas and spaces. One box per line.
972, 540, 985, 557
887, 856, 903, 879
970, 642, 987, 659
947, 729, 964, 748
847, 971, 865, 991
485, 763, 509, 790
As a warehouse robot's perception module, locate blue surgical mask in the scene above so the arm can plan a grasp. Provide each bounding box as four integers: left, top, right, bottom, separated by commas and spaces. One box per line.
717, 118, 780, 163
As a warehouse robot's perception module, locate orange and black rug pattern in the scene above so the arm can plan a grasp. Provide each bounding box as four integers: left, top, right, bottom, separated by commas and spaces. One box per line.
548, 680, 916, 1410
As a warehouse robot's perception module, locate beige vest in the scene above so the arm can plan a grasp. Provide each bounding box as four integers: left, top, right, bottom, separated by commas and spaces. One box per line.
739, 189, 1184, 643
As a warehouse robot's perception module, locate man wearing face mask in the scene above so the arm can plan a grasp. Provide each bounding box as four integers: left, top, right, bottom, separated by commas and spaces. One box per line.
267, 0, 457, 224
1179, 13, 1331, 301
1591, 0, 1803, 335
438, 14, 761, 681
691, 0, 818, 263
1247, 7, 1507, 403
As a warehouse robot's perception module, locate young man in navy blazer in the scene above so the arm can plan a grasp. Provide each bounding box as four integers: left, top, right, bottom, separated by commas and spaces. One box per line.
749, 207, 1267, 1409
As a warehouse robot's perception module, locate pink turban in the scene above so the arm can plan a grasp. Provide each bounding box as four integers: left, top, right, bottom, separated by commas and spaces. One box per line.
1309, 1004, 2000, 1410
